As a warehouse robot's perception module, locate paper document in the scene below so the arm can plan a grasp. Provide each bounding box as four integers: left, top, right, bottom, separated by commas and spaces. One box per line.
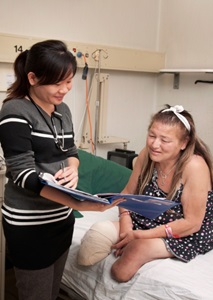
39, 172, 179, 219
110, 194, 178, 219
39, 172, 110, 204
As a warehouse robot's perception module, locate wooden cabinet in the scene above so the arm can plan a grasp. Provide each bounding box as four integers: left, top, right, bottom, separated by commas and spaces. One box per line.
0, 169, 6, 300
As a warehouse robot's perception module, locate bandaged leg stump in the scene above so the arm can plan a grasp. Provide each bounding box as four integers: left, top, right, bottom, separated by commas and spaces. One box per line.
77, 220, 118, 266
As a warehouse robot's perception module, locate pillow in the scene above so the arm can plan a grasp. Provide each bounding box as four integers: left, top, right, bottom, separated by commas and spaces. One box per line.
77, 149, 132, 194
74, 149, 131, 218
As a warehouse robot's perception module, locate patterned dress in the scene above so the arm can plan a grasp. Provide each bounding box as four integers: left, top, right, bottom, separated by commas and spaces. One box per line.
130, 169, 213, 262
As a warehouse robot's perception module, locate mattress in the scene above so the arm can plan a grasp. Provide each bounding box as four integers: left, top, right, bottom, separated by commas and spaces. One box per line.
61, 207, 213, 300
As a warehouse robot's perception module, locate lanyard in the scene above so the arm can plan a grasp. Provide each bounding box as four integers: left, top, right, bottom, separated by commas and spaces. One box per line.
28, 96, 68, 152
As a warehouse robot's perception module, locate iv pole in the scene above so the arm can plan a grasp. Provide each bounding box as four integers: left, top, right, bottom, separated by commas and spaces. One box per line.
79, 49, 129, 153
93, 49, 101, 155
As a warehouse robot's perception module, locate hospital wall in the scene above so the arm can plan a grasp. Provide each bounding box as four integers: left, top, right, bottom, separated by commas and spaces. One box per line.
157, 0, 213, 153
0, 0, 212, 158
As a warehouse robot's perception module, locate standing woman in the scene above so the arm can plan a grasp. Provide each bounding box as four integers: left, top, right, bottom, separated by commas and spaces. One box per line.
0, 40, 121, 299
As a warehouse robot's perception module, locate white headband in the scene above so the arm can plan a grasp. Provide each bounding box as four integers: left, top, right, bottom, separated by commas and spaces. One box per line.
161, 105, 191, 132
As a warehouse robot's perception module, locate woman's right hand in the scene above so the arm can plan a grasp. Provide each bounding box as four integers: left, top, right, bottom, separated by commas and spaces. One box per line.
112, 230, 135, 257
77, 197, 126, 212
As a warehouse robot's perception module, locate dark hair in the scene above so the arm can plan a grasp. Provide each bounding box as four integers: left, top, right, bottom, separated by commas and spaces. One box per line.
139, 104, 213, 198
5, 40, 77, 101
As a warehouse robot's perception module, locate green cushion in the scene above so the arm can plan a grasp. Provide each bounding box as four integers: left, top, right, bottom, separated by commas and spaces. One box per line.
73, 149, 131, 218
77, 149, 131, 194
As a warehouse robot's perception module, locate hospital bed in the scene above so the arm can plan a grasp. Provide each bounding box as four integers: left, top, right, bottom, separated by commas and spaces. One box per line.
59, 149, 213, 300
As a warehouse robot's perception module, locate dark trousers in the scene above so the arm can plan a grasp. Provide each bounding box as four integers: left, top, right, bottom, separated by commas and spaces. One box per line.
14, 249, 69, 300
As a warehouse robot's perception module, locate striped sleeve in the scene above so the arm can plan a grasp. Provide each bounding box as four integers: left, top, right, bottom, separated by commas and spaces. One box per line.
0, 114, 44, 194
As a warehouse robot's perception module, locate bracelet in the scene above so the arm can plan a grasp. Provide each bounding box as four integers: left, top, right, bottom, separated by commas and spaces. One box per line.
119, 211, 130, 217
164, 224, 180, 239
165, 225, 173, 238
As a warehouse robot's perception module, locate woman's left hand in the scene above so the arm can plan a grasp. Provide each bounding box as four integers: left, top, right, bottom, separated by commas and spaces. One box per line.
54, 166, 79, 189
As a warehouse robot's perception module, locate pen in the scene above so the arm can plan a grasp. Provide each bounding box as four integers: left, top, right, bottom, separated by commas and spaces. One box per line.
60, 161, 67, 183
60, 161, 65, 174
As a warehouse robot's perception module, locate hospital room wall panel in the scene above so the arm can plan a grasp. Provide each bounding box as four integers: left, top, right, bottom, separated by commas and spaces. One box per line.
0, 0, 212, 156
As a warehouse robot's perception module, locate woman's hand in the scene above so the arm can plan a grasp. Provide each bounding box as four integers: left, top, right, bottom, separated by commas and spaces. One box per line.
77, 197, 126, 212
55, 165, 78, 189
41, 185, 125, 213
112, 230, 135, 257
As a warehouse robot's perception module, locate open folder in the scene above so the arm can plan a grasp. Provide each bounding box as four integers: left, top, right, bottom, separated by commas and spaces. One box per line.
39, 172, 179, 219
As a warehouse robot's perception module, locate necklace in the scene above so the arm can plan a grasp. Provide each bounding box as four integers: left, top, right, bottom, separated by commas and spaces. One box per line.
158, 164, 176, 186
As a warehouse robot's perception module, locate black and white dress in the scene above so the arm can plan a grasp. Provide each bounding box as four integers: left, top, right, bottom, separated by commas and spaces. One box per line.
131, 169, 213, 262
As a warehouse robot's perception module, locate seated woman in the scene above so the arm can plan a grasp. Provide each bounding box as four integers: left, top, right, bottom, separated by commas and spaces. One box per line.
77, 104, 213, 283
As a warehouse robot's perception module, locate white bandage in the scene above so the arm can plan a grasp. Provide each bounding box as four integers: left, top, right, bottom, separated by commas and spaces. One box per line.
77, 220, 118, 266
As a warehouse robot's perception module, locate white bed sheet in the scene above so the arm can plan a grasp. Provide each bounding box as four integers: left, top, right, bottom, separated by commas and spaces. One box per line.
62, 208, 213, 300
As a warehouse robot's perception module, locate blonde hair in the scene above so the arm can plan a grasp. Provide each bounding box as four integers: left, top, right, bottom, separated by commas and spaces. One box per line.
139, 105, 213, 199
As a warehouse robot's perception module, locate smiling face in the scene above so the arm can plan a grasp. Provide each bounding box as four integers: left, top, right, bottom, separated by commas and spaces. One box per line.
28, 72, 73, 113
146, 121, 188, 164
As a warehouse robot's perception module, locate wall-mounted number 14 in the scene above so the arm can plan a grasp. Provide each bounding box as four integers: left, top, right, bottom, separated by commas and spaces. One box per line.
14, 45, 23, 53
